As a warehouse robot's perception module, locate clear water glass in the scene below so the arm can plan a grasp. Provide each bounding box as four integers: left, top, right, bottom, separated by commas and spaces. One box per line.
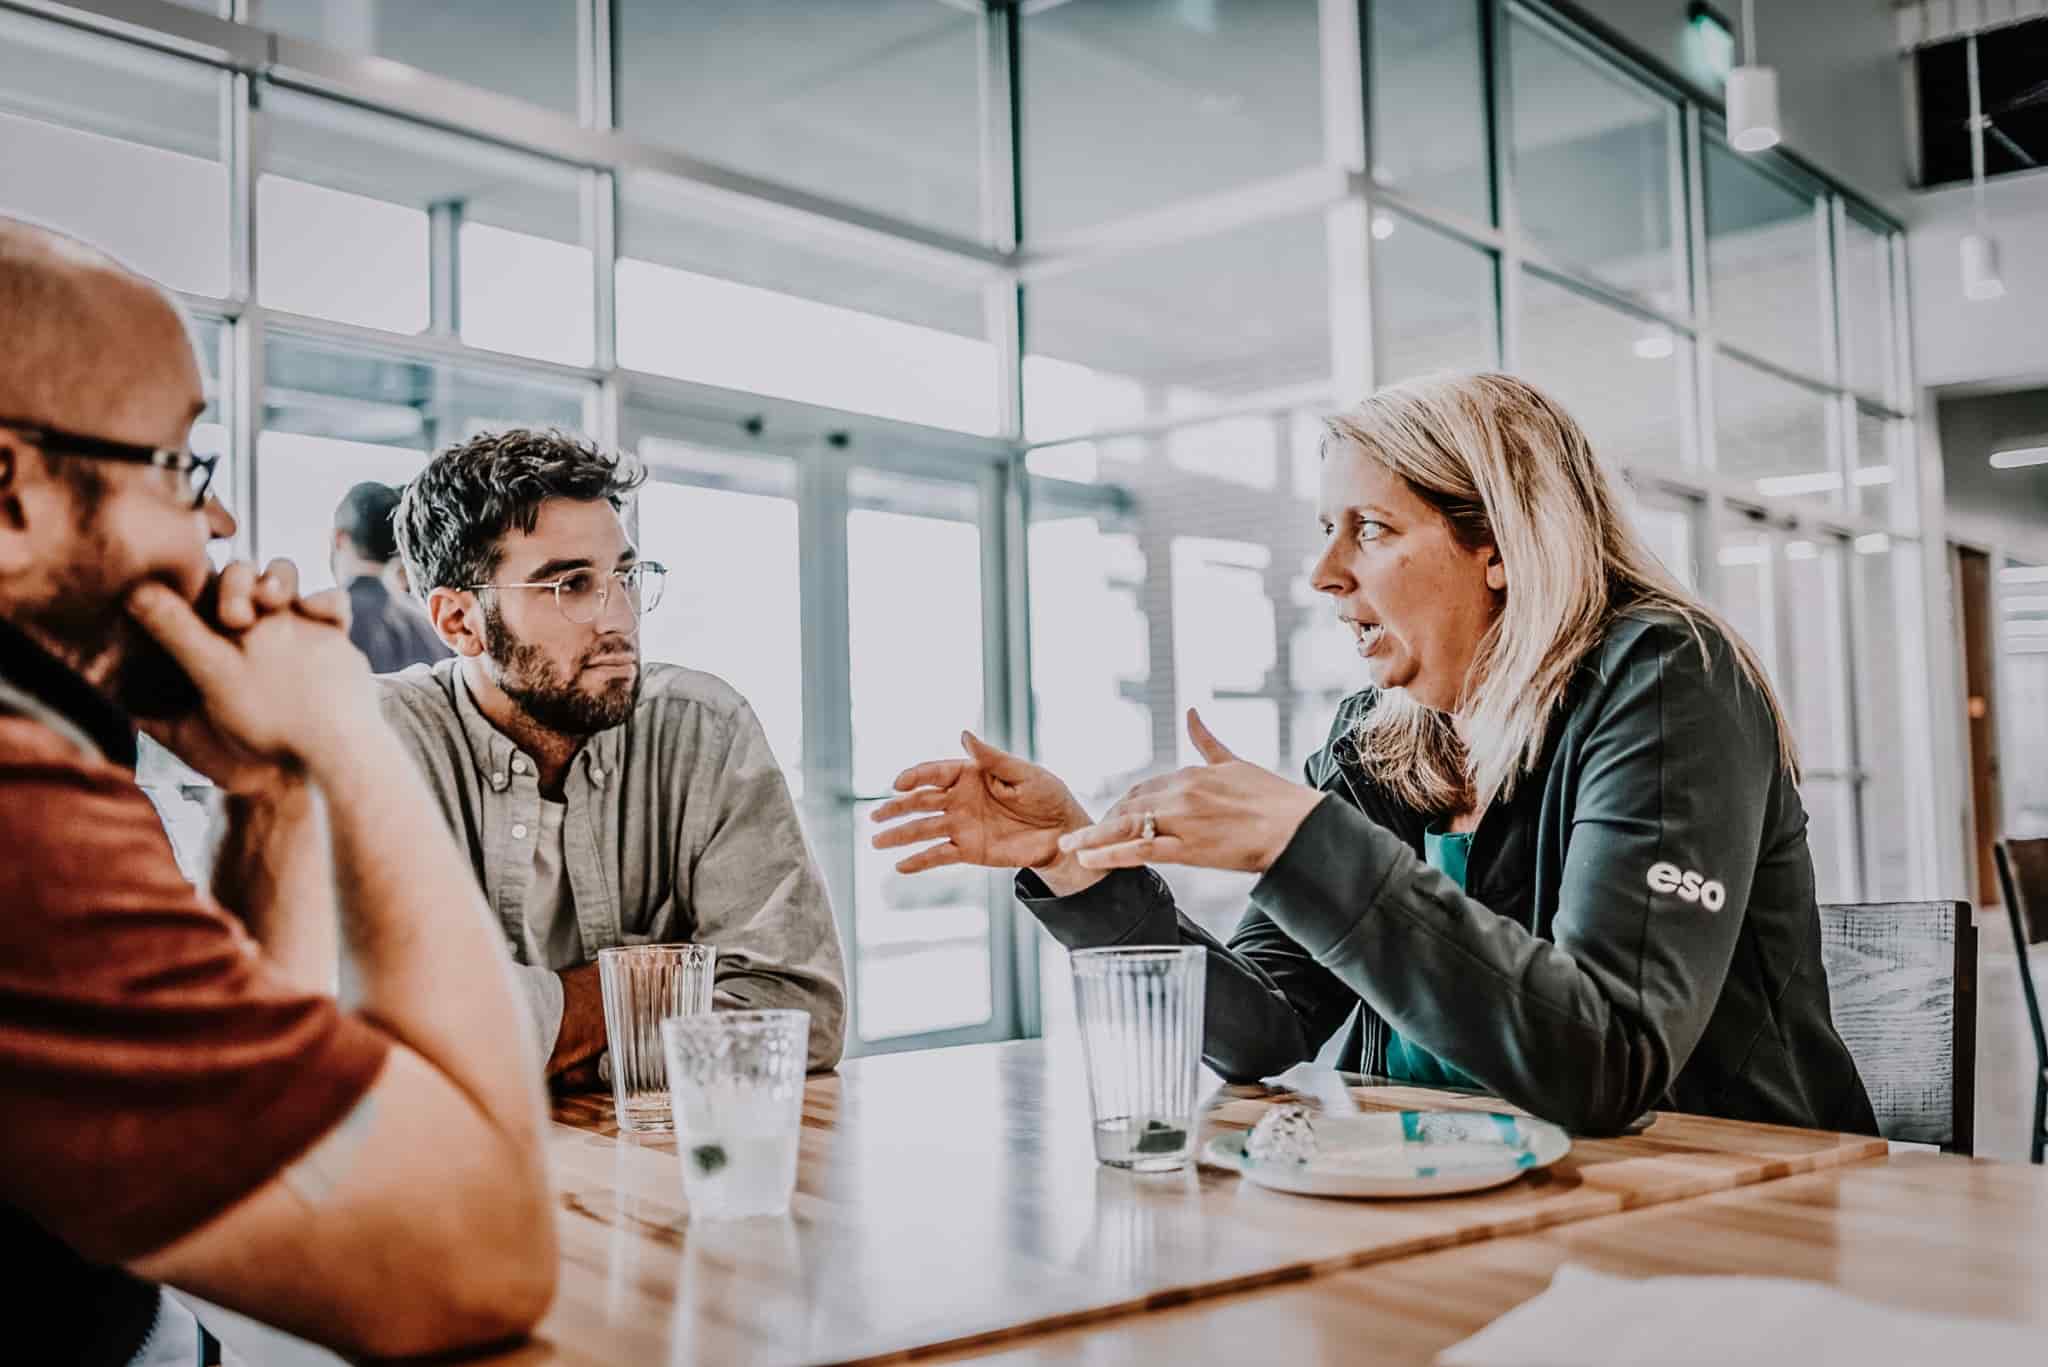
598, 943, 716, 1133
661, 1009, 810, 1219
1070, 946, 1208, 1172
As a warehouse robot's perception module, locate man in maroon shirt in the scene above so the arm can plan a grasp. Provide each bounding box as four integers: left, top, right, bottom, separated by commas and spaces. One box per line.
0, 221, 558, 1360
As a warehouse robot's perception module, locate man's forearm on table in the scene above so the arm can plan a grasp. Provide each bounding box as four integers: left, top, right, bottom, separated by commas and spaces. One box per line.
543, 960, 607, 1075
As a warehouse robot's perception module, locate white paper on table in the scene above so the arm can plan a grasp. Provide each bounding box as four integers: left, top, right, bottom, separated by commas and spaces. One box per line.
1438, 1264, 2041, 1367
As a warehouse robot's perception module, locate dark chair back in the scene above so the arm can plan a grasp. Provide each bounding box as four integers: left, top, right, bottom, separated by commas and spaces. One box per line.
1817, 900, 1976, 1153
1993, 839, 2048, 1163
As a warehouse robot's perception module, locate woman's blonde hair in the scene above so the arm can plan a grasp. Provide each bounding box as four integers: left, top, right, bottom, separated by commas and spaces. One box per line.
1323, 371, 1797, 816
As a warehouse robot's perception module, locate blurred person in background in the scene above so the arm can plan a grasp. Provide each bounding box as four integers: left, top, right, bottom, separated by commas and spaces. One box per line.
873, 371, 1875, 1140
0, 217, 557, 1363
331, 479, 449, 674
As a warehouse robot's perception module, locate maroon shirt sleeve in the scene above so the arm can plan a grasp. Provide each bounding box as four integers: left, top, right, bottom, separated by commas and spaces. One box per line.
0, 719, 392, 1264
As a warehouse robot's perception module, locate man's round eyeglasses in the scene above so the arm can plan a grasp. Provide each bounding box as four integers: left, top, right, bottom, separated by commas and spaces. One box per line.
1, 420, 218, 509
466, 562, 668, 625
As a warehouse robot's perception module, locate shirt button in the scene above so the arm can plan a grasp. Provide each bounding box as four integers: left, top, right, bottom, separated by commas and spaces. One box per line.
511, 823, 530, 840
512, 757, 529, 775
591, 765, 605, 783
491, 772, 508, 789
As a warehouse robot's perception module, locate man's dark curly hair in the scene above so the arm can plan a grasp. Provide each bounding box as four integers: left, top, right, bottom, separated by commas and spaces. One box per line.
394, 428, 646, 596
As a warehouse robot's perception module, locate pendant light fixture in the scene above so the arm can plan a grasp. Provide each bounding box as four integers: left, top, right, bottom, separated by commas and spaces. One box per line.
1726, 0, 1780, 151
1961, 31, 2006, 301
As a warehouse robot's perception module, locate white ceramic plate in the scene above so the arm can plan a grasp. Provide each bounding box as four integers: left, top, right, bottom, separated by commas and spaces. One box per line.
1201, 1110, 1571, 1199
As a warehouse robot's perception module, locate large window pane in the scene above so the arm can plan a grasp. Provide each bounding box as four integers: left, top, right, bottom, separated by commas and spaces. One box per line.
1370, 0, 1490, 223
1025, 214, 1332, 442
0, 10, 226, 296
848, 471, 989, 1041
1705, 141, 1826, 379
1022, 0, 1322, 238
1509, 16, 1681, 311
1839, 213, 1896, 400
1375, 213, 1498, 384
618, 1, 982, 240
1783, 536, 1848, 772
261, 90, 592, 365
616, 174, 996, 434
259, 332, 590, 584
1518, 273, 1685, 469
1855, 538, 1913, 899
1714, 521, 1778, 693
1801, 778, 1857, 904
1855, 408, 1896, 528
2003, 560, 2048, 835
264, 0, 579, 116
1626, 483, 1700, 591
1714, 356, 1834, 504
634, 445, 804, 792
1026, 419, 1338, 1026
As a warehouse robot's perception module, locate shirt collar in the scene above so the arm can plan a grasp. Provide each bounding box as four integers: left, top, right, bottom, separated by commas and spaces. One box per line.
0, 613, 139, 768
448, 663, 622, 792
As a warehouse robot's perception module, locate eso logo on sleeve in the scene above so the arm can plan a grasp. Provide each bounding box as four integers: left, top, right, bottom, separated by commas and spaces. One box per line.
1646, 861, 1727, 911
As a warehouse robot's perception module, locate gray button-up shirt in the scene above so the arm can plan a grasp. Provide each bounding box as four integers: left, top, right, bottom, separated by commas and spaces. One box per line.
376, 659, 846, 1071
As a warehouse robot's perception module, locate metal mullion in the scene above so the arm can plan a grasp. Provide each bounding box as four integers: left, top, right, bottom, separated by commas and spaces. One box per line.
252, 306, 609, 388
1321, 0, 1371, 396
978, 460, 1023, 1042
1012, 164, 1352, 284
226, 67, 260, 561
619, 370, 1017, 468
576, 0, 613, 132
1367, 187, 1508, 255
586, 168, 617, 374
1004, 448, 1043, 1038
1518, 255, 1699, 343
5, 0, 268, 67
795, 447, 859, 1048
1487, 0, 1521, 371
1678, 101, 1709, 473
1712, 339, 1841, 401
1822, 537, 1866, 899
979, 0, 1024, 443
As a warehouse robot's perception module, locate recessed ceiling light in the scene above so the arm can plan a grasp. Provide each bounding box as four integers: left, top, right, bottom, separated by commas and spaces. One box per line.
1990, 445, 2048, 470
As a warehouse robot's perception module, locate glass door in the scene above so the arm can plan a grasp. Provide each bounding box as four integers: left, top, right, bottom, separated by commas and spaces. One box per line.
845, 469, 1004, 1046
625, 401, 1016, 1055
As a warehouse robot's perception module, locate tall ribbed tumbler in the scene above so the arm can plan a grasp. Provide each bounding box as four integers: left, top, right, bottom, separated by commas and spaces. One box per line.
1070, 946, 1208, 1171
598, 943, 716, 1133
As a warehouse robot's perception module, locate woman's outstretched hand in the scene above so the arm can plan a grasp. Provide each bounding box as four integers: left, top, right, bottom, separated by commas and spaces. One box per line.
1057, 709, 1327, 874
869, 731, 1100, 890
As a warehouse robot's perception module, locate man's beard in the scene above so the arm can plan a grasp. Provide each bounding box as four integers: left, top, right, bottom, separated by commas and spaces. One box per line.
484, 602, 640, 738
23, 555, 215, 723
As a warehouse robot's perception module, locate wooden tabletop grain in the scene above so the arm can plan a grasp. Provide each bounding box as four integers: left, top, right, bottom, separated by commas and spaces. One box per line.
482, 1039, 1894, 1366
944, 1151, 2048, 1365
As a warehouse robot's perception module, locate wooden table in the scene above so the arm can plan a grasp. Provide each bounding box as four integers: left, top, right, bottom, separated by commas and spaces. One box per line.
490, 1040, 1899, 1366
948, 1153, 2048, 1365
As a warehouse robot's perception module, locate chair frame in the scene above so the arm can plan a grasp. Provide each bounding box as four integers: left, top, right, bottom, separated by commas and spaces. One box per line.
1818, 899, 1977, 1156
1992, 841, 2048, 1165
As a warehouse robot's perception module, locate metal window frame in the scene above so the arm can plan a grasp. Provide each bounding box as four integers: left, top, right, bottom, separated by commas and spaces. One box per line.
0, 0, 1957, 1027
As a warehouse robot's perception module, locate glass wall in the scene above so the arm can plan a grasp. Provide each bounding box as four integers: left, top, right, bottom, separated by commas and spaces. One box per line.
0, 0, 1931, 1050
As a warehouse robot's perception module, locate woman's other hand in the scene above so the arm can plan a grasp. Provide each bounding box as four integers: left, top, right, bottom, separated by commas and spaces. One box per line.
870, 731, 1102, 892
1059, 709, 1326, 874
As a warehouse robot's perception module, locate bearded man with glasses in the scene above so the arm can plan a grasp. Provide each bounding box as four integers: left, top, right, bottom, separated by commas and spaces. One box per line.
383, 429, 845, 1082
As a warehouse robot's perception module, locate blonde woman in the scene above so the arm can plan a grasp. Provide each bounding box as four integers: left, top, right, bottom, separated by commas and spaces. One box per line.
872, 371, 1874, 1137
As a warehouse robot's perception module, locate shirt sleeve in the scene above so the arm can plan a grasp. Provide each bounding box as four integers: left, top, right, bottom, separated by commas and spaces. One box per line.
1249, 622, 1777, 1134
1016, 702, 1372, 1083
0, 732, 392, 1263
683, 702, 848, 1070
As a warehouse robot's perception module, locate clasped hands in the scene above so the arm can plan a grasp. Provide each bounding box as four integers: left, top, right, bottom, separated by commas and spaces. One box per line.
869, 707, 1326, 883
